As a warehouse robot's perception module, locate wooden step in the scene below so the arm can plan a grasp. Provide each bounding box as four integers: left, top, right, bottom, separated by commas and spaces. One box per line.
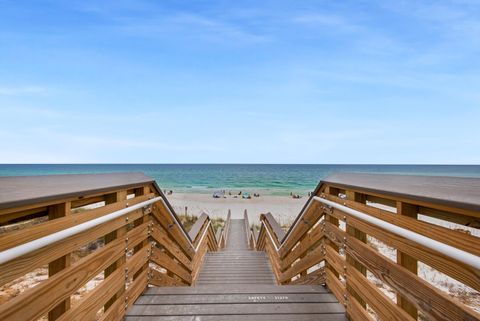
145, 285, 330, 295
126, 220, 347, 320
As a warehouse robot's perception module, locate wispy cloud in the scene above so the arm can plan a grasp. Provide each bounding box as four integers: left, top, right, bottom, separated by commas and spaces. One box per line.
380, 0, 480, 48
292, 13, 361, 32
291, 11, 410, 56
67, 1, 271, 45
0, 85, 48, 96
116, 13, 270, 44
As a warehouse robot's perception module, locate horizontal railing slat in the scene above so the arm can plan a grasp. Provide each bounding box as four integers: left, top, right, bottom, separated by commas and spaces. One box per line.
0, 230, 126, 320
0, 207, 144, 287
151, 247, 192, 284
343, 210, 480, 292
151, 204, 195, 259
347, 266, 415, 321
280, 248, 324, 283
340, 224, 480, 321
281, 223, 324, 271
326, 194, 480, 257
150, 224, 192, 271
0, 194, 154, 252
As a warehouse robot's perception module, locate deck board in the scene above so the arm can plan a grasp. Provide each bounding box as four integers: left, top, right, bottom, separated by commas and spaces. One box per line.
128, 219, 347, 320
321, 172, 480, 212
0, 172, 156, 210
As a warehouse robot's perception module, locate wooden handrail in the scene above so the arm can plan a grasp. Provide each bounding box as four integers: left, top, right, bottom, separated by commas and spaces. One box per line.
218, 210, 231, 249
244, 209, 249, 247
251, 227, 259, 247
0, 174, 219, 321
188, 213, 209, 244
317, 197, 480, 270
261, 212, 286, 243
0, 196, 162, 265
256, 175, 480, 321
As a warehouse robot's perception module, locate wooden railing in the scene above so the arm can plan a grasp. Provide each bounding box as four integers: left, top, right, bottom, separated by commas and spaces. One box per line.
255, 179, 480, 321
0, 178, 218, 321
244, 210, 251, 249
216, 210, 231, 249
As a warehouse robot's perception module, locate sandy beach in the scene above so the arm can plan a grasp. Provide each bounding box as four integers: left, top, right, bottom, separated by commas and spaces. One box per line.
166, 192, 307, 226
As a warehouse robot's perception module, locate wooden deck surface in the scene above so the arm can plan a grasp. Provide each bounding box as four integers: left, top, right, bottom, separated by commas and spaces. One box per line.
0, 172, 155, 210
321, 172, 480, 211
126, 219, 346, 320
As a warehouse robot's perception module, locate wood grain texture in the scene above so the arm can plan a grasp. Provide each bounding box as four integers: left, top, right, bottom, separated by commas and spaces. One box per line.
0, 194, 153, 252
347, 266, 415, 321
343, 226, 480, 321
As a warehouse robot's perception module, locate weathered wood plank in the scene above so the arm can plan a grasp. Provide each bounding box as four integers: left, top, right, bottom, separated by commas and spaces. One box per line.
346, 295, 375, 321
0, 208, 144, 286
321, 173, 480, 216
326, 245, 345, 276
344, 211, 480, 292
100, 269, 148, 321
325, 193, 480, 256
149, 269, 184, 287
151, 203, 195, 259
135, 293, 338, 304
56, 266, 125, 321
343, 226, 480, 321
396, 201, 419, 318
281, 223, 324, 271
145, 284, 330, 295
280, 248, 324, 283
325, 268, 345, 306
151, 248, 192, 284
47, 201, 72, 321
127, 302, 345, 315
279, 201, 323, 258
290, 267, 326, 285
126, 314, 347, 321
347, 266, 415, 321
0, 222, 147, 321
0, 173, 155, 212
0, 194, 153, 252
188, 213, 208, 245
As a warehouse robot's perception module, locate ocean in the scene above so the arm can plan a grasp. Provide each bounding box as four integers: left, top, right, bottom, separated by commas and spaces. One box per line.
0, 164, 479, 196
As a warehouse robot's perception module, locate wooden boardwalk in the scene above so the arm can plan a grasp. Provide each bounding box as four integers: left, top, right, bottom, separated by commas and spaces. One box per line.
126, 219, 346, 320
197, 219, 276, 285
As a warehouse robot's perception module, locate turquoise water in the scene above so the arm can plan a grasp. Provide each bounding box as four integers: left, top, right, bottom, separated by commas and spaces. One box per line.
0, 164, 479, 196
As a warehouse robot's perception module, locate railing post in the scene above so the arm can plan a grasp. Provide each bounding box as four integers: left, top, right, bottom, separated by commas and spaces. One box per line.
133, 187, 150, 281
396, 201, 418, 319
345, 191, 367, 309
104, 190, 128, 310
325, 186, 340, 277
48, 201, 71, 321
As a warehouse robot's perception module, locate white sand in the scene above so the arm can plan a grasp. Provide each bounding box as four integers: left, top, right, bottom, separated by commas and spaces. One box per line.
165, 192, 307, 226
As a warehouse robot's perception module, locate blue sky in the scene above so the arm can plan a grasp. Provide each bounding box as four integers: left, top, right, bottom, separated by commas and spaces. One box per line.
0, 0, 479, 164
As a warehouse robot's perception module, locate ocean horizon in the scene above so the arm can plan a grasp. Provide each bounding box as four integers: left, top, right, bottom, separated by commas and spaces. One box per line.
0, 164, 479, 196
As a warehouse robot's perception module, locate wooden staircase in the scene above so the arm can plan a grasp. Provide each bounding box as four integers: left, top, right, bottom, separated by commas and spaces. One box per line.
125, 219, 346, 320
197, 219, 276, 285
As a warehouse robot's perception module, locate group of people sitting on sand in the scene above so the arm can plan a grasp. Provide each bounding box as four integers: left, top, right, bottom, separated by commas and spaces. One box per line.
212, 190, 261, 199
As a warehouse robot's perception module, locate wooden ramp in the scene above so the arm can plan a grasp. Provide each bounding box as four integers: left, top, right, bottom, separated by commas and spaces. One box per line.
126, 219, 346, 320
